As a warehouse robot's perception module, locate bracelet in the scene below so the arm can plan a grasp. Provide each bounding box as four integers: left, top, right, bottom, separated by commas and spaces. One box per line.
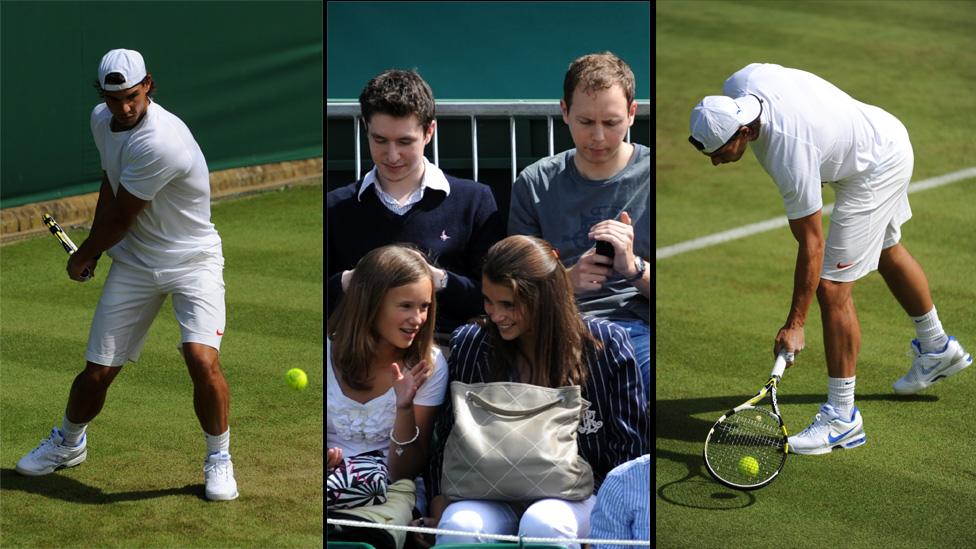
390, 425, 420, 456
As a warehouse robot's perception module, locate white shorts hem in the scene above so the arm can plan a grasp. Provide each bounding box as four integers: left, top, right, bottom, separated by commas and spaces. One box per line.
84, 351, 129, 367
182, 335, 223, 352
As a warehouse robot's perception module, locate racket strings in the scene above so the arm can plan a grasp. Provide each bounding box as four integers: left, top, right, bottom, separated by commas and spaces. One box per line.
706, 408, 785, 485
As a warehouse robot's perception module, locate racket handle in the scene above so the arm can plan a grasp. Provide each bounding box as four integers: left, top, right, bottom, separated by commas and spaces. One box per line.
771, 350, 795, 378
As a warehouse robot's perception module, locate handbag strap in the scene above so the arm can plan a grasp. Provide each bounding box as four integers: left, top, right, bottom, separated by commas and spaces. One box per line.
465, 390, 565, 417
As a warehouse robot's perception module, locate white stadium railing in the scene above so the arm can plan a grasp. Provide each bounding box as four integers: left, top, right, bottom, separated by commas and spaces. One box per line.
327, 100, 651, 183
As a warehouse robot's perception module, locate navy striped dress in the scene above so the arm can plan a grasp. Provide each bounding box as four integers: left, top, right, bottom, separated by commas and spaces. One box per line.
428, 316, 650, 500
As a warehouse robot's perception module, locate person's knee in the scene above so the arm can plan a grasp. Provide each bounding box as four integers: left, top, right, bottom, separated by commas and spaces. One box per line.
817, 280, 852, 309
520, 500, 577, 539
183, 344, 222, 382
436, 507, 488, 543
81, 362, 120, 388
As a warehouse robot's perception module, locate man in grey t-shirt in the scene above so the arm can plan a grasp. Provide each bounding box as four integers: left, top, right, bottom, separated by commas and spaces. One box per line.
509, 52, 650, 401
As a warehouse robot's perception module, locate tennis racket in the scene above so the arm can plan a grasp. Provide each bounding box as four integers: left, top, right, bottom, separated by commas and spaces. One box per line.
703, 350, 794, 490
42, 213, 96, 280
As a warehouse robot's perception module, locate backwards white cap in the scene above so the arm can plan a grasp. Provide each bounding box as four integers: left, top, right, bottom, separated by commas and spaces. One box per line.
98, 49, 147, 91
689, 94, 762, 154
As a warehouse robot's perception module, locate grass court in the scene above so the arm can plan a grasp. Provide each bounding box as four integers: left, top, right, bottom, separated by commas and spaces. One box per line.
1, 183, 324, 548
655, 2, 976, 547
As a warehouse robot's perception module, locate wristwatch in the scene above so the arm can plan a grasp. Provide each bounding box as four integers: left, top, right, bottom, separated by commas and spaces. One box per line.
625, 256, 646, 282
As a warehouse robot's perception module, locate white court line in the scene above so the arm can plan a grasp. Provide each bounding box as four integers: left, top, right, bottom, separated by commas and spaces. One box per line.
656, 167, 976, 260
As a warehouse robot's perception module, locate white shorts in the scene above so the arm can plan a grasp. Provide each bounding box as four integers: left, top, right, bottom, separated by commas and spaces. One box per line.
86, 252, 226, 366
821, 136, 914, 283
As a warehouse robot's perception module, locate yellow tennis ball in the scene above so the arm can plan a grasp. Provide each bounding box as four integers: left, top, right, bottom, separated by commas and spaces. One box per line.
285, 368, 308, 390
738, 455, 759, 477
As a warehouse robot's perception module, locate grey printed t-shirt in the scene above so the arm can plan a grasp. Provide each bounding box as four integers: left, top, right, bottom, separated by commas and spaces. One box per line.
508, 143, 650, 324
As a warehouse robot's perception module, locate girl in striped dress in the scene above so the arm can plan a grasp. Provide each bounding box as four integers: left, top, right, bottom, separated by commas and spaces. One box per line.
421, 235, 649, 549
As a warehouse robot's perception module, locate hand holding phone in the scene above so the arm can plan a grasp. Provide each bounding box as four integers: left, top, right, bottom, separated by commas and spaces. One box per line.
595, 240, 615, 260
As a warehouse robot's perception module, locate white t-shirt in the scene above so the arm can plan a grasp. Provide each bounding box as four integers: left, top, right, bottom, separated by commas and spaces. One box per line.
91, 101, 221, 267
723, 63, 909, 220
326, 339, 449, 460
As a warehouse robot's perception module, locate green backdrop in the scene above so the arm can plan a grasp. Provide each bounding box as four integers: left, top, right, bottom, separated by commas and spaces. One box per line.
326, 1, 651, 101
1, 1, 323, 208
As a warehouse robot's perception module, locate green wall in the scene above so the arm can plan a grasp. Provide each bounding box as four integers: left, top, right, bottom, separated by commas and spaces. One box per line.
1, 1, 323, 208
326, 1, 651, 100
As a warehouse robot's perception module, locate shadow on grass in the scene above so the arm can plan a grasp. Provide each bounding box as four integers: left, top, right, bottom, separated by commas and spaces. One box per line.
655, 392, 938, 510
0, 468, 207, 504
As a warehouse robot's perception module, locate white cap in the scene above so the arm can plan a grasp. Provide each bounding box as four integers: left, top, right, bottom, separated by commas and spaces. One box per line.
98, 49, 147, 91
689, 94, 762, 154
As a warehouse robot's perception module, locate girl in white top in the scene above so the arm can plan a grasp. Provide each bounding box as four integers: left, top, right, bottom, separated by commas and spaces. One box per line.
327, 244, 448, 547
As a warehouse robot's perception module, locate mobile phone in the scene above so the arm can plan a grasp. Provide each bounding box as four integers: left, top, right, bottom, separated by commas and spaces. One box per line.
595, 240, 615, 260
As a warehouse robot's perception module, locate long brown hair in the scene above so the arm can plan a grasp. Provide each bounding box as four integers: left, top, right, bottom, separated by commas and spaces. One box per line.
481, 235, 599, 388
328, 245, 437, 391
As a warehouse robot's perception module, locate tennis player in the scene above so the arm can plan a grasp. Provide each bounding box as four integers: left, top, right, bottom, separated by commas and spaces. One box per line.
16, 49, 238, 500
689, 63, 972, 455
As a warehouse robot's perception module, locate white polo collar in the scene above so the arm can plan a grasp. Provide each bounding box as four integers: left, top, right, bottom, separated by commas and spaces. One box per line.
357, 157, 451, 202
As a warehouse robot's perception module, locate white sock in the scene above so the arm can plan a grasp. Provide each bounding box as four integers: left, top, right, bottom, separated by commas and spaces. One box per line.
61, 416, 88, 447
827, 376, 856, 420
911, 306, 949, 353
205, 428, 230, 455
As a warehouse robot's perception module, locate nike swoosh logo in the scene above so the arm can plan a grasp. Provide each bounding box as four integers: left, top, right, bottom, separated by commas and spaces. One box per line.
836, 262, 855, 269
216, 329, 224, 336
828, 426, 857, 443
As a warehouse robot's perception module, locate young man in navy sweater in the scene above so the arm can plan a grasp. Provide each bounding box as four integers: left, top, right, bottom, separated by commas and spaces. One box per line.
327, 70, 504, 333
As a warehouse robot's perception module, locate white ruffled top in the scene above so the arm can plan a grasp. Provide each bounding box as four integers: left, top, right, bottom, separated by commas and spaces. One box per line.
326, 339, 448, 459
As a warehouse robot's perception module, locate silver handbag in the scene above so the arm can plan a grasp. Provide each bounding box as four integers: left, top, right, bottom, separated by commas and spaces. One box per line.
441, 381, 595, 501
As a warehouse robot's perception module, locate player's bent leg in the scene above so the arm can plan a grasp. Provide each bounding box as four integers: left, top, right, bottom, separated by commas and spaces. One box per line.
878, 243, 933, 317
66, 362, 124, 424
792, 280, 868, 455
817, 279, 860, 379
183, 343, 229, 435
879, 244, 972, 393
15, 361, 119, 476
183, 342, 237, 501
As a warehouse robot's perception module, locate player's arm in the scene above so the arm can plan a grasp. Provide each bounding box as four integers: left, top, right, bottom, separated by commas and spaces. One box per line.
72, 183, 148, 268
89, 171, 115, 234
777, 209, 824, 356
64, 172, 114, 281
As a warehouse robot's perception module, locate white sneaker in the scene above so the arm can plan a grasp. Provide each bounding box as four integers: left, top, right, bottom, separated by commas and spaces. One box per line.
788, 403, 865, 455
893, 336, 972, 395
15, 428, 87, 476
204, 451, 239, 501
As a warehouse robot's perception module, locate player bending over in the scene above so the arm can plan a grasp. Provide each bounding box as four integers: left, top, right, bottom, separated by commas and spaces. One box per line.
689, 63, 971, 455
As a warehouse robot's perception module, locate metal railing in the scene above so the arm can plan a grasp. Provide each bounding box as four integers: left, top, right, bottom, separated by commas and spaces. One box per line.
327, 100, 651, 183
